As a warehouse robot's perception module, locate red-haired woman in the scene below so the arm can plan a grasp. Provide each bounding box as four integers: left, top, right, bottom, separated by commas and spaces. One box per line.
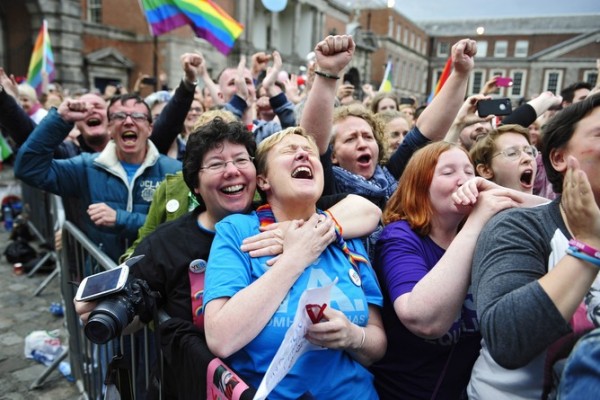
370, 141, 523, 400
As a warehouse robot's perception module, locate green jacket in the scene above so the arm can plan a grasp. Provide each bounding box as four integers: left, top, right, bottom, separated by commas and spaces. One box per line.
121, 172, 196, 262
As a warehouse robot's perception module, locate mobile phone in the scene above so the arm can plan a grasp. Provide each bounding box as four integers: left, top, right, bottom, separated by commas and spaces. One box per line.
477, 98, 512, 117
496, 77, 513, 87
75, 265, 129, 302
141, 76, 157, 85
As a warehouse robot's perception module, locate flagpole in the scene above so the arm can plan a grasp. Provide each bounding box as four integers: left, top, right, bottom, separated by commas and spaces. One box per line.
153, 35, 158, 91
40, 20, 48, 79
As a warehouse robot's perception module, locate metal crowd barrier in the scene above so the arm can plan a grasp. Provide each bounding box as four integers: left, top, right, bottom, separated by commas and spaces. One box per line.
21, 185, 253, 400
60, 220, 157, 400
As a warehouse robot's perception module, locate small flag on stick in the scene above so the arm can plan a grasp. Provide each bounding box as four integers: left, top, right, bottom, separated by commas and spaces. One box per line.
379, 60, 393, 92
26, 20, 55, 95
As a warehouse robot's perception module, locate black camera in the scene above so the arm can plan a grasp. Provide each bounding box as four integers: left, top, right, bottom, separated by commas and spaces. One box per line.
84, 277, 159, 344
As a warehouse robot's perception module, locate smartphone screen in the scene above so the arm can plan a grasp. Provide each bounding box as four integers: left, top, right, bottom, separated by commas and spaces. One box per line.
76, 265, 128, 301
496, 77, 513, 87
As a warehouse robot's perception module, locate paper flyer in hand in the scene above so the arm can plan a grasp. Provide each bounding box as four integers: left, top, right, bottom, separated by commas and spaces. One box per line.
253, 278, 338, 400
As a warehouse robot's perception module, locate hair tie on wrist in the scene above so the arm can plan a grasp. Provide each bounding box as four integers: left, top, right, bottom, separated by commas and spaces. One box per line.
314, 70, 340, 80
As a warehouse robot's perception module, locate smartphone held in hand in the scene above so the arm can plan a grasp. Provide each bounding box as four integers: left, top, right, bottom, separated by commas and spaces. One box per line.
477, 98, 512, 117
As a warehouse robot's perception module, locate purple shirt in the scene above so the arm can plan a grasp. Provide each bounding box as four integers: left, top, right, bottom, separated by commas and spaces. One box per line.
370, 220, 480, 400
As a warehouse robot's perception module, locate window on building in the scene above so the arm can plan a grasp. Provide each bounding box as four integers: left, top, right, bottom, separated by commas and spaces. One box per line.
494, 40, 508, 58
584, 70, 598, 87
515, 40, 529, 57
510, 70, 526, 97
470, 70, 485, 95
476, 41, 487, 58
416, 36, 421, 54
410, 32, 415, 49
437, 42, 449, 57
87, 0, 102, 23
388, 16, 394, 37
544, 70, 563, 94
396, 25, 402, 42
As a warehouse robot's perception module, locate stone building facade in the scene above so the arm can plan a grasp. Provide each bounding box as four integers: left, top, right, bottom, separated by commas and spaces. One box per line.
0, 1, 597, 103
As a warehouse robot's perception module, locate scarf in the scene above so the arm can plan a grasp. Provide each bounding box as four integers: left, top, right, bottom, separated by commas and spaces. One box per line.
332, 164, 397, 201
255, 204, 370, 275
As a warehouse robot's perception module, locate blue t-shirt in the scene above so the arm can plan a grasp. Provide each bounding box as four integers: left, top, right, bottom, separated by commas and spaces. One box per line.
204, 212, 383, 400
371, 220, 480, 400
119, 160, 141, 184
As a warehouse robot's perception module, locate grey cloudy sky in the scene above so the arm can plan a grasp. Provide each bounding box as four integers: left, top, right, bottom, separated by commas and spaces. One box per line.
390, 0, 599, 21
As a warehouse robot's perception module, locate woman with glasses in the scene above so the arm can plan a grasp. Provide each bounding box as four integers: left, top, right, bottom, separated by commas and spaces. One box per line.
370, 141, 532, 399
469, 124, 538, 194
204, 127, 386, 399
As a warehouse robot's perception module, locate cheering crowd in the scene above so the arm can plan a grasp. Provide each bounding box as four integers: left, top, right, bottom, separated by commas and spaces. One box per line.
2, 34, 600, 400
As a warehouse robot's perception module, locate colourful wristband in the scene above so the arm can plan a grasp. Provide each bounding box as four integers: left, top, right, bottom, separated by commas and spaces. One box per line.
569, 239, 600, 259
566, 246, 600, 267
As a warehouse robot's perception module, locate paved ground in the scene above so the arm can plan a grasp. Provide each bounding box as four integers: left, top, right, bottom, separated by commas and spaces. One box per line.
0, 163, 81, 400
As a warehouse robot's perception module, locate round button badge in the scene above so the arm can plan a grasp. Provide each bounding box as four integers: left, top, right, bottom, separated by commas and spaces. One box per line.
166, 199, 180, 213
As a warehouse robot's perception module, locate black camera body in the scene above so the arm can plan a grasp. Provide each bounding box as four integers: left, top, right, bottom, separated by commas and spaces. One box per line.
84, 278, 159, 344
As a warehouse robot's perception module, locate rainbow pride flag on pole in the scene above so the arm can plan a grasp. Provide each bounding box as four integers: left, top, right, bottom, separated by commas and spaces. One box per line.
379, 60, 393, 92
140, 0, 244, 55
26, 20, 55, 95
427, 56, 452, 104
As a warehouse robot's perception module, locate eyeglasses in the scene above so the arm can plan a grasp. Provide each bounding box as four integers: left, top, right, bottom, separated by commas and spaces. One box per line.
200, 156, 254, 173
493, 145, 538, 161
109, 112, 150, 123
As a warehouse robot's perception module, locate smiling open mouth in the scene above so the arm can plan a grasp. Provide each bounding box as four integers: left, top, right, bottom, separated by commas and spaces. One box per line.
291, 166, 313, 179
222, 184, 244, 194
122, 131, 138, 142
86, 118, 102, 127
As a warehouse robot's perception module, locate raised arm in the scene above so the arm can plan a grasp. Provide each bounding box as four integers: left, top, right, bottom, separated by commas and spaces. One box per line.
417, 39, 476, 141
150, 52, 202, 153
300, 35, 355, 154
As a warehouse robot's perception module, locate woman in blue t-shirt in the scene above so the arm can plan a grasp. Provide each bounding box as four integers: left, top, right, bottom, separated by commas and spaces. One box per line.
204, 127, 386, 400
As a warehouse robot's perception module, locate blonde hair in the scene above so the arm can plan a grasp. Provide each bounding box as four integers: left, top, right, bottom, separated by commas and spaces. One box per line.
255, 126, 318, 176
193, 109, 237, 130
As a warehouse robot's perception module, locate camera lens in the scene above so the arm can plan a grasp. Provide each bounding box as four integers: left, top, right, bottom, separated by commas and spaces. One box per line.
84, 297, 133, 344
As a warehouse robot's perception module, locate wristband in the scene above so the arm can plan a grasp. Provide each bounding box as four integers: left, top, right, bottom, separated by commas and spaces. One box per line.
314, 70, 340, 80
569, 239, 600, 259
566, 246, 600, 267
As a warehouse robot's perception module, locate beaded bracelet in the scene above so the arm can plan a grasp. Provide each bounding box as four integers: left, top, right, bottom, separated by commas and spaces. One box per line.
566, 246, 600, 267
314, 70, 340, 80
569, 239, 600, 259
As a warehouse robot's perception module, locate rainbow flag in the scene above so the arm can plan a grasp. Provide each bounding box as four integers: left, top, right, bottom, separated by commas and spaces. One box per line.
26, 20, 55, 95
379, 60, 393, 92
427, 56, 452, 104
140, 0, 244, 55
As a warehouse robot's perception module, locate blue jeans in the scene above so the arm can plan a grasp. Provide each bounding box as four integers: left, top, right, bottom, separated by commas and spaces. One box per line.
558, 327, 600, 399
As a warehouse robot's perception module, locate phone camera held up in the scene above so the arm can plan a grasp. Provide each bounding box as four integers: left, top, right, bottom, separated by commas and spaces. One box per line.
477, 98, 513, 118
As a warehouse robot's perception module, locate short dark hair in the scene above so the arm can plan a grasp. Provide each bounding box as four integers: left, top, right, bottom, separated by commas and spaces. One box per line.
542, 93, 600, 193
560, 82, 592, 104
182, 117, 256, 203
107, 93, 153, 123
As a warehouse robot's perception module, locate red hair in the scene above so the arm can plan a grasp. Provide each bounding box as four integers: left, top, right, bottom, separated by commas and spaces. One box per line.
383, 142, 470, 235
